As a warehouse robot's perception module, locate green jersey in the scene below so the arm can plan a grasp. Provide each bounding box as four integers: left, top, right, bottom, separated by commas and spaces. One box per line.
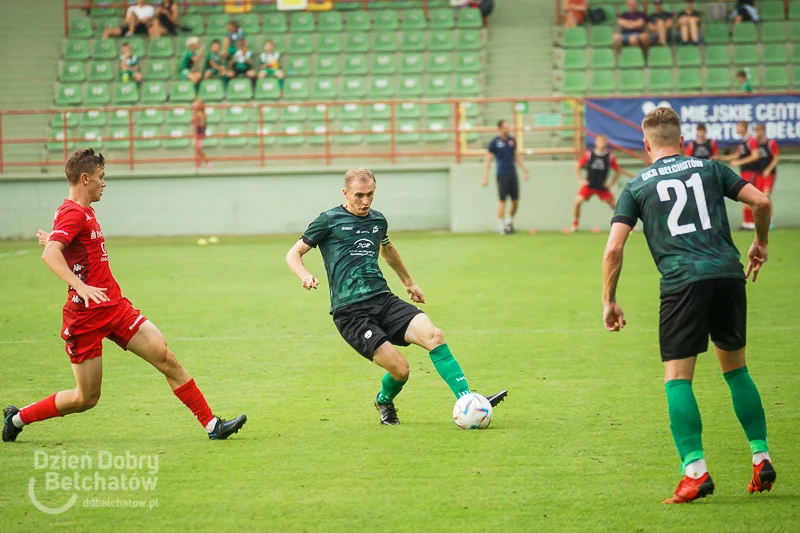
302, 205, 392, 313
613, 155, 750, 294
205, 51, 222, 70
180, 50, 195, 71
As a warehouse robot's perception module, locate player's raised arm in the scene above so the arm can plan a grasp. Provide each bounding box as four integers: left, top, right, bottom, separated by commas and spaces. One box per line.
285, 239, 319, 290
380, 240, 425, 304
602, 222, 632, 332
41, 239, 109, 307
736, 184, 772, 282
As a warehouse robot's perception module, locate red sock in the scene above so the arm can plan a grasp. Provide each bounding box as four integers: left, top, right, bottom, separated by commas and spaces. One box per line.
173, 379, 215, 428
19, 393, 62, 425
743, 207, 754, 224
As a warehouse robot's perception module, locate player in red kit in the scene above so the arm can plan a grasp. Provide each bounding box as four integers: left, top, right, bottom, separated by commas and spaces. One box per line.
3, 148, 246, 443
571, 134, 631, 232
720, 121, 760, 230
684, 123, 718, 160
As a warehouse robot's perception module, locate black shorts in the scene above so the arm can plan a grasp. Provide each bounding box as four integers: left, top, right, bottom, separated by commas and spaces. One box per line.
659, 278, 747, 361
120, 23, 149, 35
333, 292, 424, 360
497, 172, 519, 201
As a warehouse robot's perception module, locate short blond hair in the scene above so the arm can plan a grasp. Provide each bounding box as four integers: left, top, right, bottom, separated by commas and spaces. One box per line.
186, 36, 200, 48
641, 107, 681, 149
344, 168, 376, 189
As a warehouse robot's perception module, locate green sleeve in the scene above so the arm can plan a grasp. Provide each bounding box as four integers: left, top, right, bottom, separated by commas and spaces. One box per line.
718, 162, 750, 200
380, 218, 391, 246
301, 213, 330, 248
610, 184, 639, 227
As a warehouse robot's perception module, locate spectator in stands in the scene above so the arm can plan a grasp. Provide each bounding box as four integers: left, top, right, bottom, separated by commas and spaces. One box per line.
685, 123, 718, 160
227, 39, 256, 81
257, 40, 285, 92
150, 0, 179, 37
204, 39, 226, 81
223, 21, 244, 60
564, 0, 588, 28
192, 97, 211, 170
736, 70, 753, 93
102, 0, 155, 39
732, 0, 759, 24
677, 0, 702, 45
179, 37, 203, 85
647, 0, 674, 46
613, 0, 650, 55
118, 42, 143, 84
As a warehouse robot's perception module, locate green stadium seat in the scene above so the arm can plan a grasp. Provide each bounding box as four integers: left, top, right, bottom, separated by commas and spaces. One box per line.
432, 52, 456, 73
590, 49, 615, 69
170, 80, 195, 103
227, 78, 253, 101
109, 108, 131, 126
429, 8, 455, 29
255, 78, 281, 100
339, 103, 364, 121
590, 26, 614, 47
457, 8, 483, 29
204, 107, 222, 124
342, 78, 367, 98
430, 32, 455, 51
620, 70, 645, 95
733, 24, 758, 43
47, 130, 74, 152
182, 15, 204, 35
93, 1, 123, 18
104, 127, 130, 150
424, 103, 451, 119
163, 126, 191, 149
367, 102, 390, 120
194, 0, 224, 14
263, 13, 288, 33
207, 14, 229, 35
345, 11, 371, 31
307, 123, 328, 145
94, 18, 117, 39
454, 74, 480, 97
367, 121, 391, 144
676, 47, 701, 67
287, 34, 314, 55
134, 126, 160, 150
374, 33, 399, 52
794, 68, 800, 88
645, 47, 671, 68
113, 82, 139, 105
147, 38, 174, 59
427, 75, 452, 97
791, 22, 800, 41
290, 12, 316, 32
792, 43, 800, 63
258, 104, 281, 122
457, 30, 481, 50
220, 125, 248, 147
705, 68, 732, 93
401, 31, 426, 52
371, 53, 395, 74
677, 70, 702, 92
83, 83, 111, 106
761, 21, 789, 43
145, 59, 171, 80
225, 106, 253, 123
79, 110, 107, 127
309, 103, 336, 121
704, 24, 729, 44
334, 0, 361, 10
61, 62, 85, 82
562, 27, 588, 48
398, 76, 423, 97
198, 79, 224, 102
166, 107, 192, 125
141, 81, 167, 104
92, 39, 117, 60
760, 2, 786, 21
763, 66, 790, 91
238, 14, 260, 34
423, 119, 451, 143
64, 39, 90, 60
137, 108, 165, 125
562, 72, 587, 94
734, 44, 759, 66
313, 77, 339, 99
792, 3, 800, 19
456, 52, 480, 73
401, 53, 425, 74
339, 55, 365, 76
202, 125, 219, 149
746, 69, 762, 90
461, 101, 480, 119
397, 102, 422, 119
370, 76, 395, 98
315, 55, 339, 76
762, 44, 788, 64
69, 19, 93, 39
331, 122, 361, 145
318, 34, 341, 54
344, 33, 369, 53
319, 11, 343, 32
590, 70, 616, 95
705, 45, 730, 66
396, 120, 421, 143
284, 78, 309, 100
251, 124, 276, 147
278, 123, 305, 146
596, 4, 617, 25
647, 69, 673, 92
374, 11, 399, 30
402, 9, 428, 30
563, 49, 587, 70
619, 48, 645, 68
127, 38, 146, 58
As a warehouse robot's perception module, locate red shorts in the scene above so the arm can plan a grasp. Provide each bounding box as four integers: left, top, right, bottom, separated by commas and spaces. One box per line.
741, 170, 758, 183
754, 173, 775, 193
579, 185, 614, 202
61, 298, 147, 364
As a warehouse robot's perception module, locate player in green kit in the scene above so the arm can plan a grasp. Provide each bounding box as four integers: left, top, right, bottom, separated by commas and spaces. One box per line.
601, 108, 775, 503
286, 168, 507, 425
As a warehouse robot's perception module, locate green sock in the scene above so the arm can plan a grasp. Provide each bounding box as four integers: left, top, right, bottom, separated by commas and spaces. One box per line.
665, 379, 704, 472
429, 344, 470, 398
377, 373, 406, 405
723, 366, 769, 454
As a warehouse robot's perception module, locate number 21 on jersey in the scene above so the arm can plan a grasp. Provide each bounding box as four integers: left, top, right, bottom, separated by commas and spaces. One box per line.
657, 173, 712, 237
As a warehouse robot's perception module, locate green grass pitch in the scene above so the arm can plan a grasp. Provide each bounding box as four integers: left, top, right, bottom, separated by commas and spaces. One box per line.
0, 230, 798, 532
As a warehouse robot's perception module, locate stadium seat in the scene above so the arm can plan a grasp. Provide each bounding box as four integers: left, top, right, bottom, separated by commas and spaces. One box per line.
313, 78, 340, 99
397, 102, 422, 119
760, 2, 786, 21
734, 45, 759, 66
109, 108, 131, 126
64, 39, 90, 61
147, 38, 174, 58
763, 66, 790, 91
366, 121, 390, 144
102, 127, 128, 150
286, 56, 309, 77
201, 125, 219, 149
182, 15, 204, 35
345, 11, 371, 31
84, 83, 111, 106
590, 70, 616, 94
396, 120, 421, 143
705, 68, 733, 93
219, 125, 248, 147
762, 44, 788, 64
429, 8, 455, 30
290, 12, 316, 32
163, 126, 191, 149
746, 69, 762, 90
339, 103, 364, 121
113, 82, 139, 105
791, 22, 800, 42
137, 108, 165, 125
141, 81, 167, 104
204, 106, 222, 125
427, 75, 452, 97
457, 31, 481, 50
61, 62, 85, 83
455, 74, 480, 97
590, 26, 614, 47
424, 103, 450, 118
284, 78, 310, 100
318, 11, 343, 32
590, 49, 615, 69
647, 47, 672, 67
344, 33, 369, 53
255, 78, 281, 100
455, 52, 480, 73
595, 4, 617, 25
69, 19, 93, 39
619, 48, 645, 68
166, 107, 192, 125
199, 79, 225, 102
238, 14, 260, 34
647, 69, 673, 92
402, 9, 428, 30
94, 18, 117, 39
760, 21, 789, 43
791, 2, 800, 19
263, 13, 288, 33
562, 27, 588, 48
134, 126, 160, 149
47, 130, 74, 152
315, 55, 340, 76
227, 78, 253, 101
309, 103, 336, 121
79, 110, 107, 127
705, 45, 731, 66
429, 32, 455, 51
371, 76, 396, 98
319, 34, 342, 53
677, 70, 702, 92
370, 53, 395, 75
401, 31, 426, 52
397, 76, 423, 98
563, 49, 588, 70
342, 78, 367, 98
401, 53, 425, 74
193, 0, 223, 14
620, 70, 645, 95
92, 39, 117, 60
374, 11, 399, 30
340, 55, 367, 76
733, 24, 758, 43
562, 72, 587, 94
79, 127, 104, 150
792, 43, 800, 63
676, 47, 701, 67
225, 106, 253, 123
169, 80, 195, 103
367, 103, 390, 120
206, 14, 229, 35
278, 123, 305, 146
704, 24, 730, 44
287, 34, 314, 55
794, 68, 800, 88
335, 122, 363, 145
423, 119, 451, 143
93, 1, 123, 18
259, 104, 281, 122
428, 53, 453, 73
145, 59, 170, 80
374, 33, 399, 52
306, 123, 327, 146
457, 8, 483, 29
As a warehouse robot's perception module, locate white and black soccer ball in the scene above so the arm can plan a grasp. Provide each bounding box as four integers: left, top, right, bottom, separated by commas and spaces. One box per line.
453, 393, 492, 429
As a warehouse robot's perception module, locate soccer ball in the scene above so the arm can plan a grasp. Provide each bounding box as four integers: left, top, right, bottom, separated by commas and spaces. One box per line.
453, 393, 492, 429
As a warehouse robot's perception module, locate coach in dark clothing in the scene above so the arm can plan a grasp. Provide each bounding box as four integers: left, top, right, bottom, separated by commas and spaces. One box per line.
613, 0, 651, 54
482, 120, 530, 235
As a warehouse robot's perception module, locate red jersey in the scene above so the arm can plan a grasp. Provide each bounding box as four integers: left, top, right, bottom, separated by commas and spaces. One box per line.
738, 136, 760, 173
685, 139, 718, 160
49, 199, 122, 310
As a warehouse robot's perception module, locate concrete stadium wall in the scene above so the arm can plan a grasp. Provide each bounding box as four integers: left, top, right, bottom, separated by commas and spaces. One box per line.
1, 162, 799, 238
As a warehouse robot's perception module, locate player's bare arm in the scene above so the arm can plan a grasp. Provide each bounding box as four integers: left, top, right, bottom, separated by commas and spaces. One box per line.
730, 152, 759, 168
574, 160, 587, 185
736, 184, 772, 282
602, 222, 633, 332
608, 168, 622, 189
286, 240, 319, 290
481, 152, 494, 187
762, 154, 779, 178
515, 152, 530, 180
41, 239, 109, 307
380, 241, 425, 304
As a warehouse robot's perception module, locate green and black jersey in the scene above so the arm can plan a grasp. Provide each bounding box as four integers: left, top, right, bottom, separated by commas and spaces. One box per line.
613, 155, 750, 294
303, 205, 391, 313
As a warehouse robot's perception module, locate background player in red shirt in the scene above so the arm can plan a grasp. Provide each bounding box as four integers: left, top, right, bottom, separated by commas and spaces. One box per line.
684, 123, 718, 160
571, 134, 631, 232
3, 148, 246, 443
720, 121, 761, 230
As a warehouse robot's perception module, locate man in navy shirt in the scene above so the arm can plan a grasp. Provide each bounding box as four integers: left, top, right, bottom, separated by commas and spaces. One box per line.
613, 0, 651, 54
482, 120, 530, 234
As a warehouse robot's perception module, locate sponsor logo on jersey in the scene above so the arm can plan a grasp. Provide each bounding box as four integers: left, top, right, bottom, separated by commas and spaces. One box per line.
72, 264, 84, 272
372, 226, 379, 233
52, 229, 69, 237
342, 226, 353, 231
71, 295, 82, 303
364, 330, 373, 339
85, 214, 93, 221
350, 238, 377, 257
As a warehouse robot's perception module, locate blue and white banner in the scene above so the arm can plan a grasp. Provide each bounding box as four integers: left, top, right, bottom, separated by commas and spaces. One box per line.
585, 94, 800, 150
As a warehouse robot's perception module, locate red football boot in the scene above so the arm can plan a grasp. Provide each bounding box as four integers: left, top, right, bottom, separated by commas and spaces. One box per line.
663, 473, 715, 504
748, 460, 776, 494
